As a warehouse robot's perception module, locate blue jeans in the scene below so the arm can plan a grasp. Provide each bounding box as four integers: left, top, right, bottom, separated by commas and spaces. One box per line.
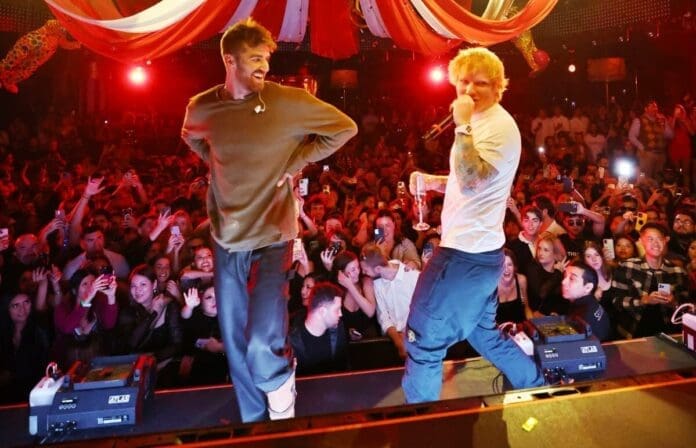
214, 240, 293, 422
402, 246, 544, 403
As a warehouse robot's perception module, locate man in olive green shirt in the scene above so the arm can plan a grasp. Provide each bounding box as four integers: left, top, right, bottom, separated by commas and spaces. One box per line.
181, 18, 356, 423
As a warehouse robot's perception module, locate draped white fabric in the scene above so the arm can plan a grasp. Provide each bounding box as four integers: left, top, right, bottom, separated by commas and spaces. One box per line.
277, 0, 309, 42
409, 0, 458, 39
221, 0, 258, 31
359, 0, 390, 38
44, 0, 206, 33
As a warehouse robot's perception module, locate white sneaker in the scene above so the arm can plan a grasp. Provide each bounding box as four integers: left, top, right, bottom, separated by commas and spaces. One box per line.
266, 360, 297, 420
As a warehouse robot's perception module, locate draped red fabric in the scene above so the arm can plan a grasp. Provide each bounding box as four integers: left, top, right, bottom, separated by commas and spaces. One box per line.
44, 0, 557, 62
61, 0, 124, 20
46, 1, 242, 62
422, 0, 558, 45
250, 0, 287, 39
310, 0, 359, 60
375, 0, 458, 56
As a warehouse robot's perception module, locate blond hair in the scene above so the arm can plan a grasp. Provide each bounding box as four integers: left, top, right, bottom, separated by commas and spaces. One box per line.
448, 47, 508, 101
535, 232, 561, 260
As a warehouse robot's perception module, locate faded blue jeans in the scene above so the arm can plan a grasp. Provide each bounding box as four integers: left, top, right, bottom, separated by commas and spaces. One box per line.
214, 240, 293, 422
402, 246, 544, 403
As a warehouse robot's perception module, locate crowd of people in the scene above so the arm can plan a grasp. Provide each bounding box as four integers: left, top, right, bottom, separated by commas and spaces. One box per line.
1, 73, 695, 405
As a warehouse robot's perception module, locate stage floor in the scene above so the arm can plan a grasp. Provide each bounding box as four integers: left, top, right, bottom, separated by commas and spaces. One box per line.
2, 335, 695, 446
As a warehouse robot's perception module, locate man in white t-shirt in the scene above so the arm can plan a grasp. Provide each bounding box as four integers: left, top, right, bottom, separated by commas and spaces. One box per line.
359, 243, 419, 359
403, 47, 544, 404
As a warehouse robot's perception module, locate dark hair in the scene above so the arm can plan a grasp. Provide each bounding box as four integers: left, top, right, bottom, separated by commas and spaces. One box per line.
307, 195, 326, 207
69, 268, 95, 296
532, 194, 556, 217
502, 248, 518, 269
639, 222, 669, 237
356, 190, 375, 204
308, 282, 344, 311
81, 225, 103, 237
673, 207, 696, 225
129, 264, 157, 284
332, 250, 358, 274
325, 211, 344, 223
567, 260, 598, 294
304, 272, 326, 283
137, 214, 157, 227
520, 205, 543, 221
220, 18, 277, 58
92, 208, 111, 219
375, 209, 395, 223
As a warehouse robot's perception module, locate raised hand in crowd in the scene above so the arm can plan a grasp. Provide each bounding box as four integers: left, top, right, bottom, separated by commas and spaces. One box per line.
32, 267, 51, 311
82, 274, 113, 307
150, 208, 174, 242
84, 176, 106, 198
181, 287, 200, 319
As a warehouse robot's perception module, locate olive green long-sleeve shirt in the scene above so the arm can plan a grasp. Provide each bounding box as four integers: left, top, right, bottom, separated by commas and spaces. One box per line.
181, 81, 357, 251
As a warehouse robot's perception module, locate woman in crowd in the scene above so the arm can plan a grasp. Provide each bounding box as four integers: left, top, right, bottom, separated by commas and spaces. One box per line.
373, 209, 420, 270
179, 283, 227, 386
0, 292, 52, 404
179, 245, 214, 291
527, 233, 567, 316
116, 264, 182, 387
332, 250, 379, 340
614, 234, 639, 262
496, 249, 531, 324
152, 255, 182, 303
583, 240, 617, 337
289, 272, 323, 330
53, 268, 118, 367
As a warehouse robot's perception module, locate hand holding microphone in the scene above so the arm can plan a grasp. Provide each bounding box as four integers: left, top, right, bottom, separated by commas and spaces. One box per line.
422, 95, 474, 140
451, 95, 474, 126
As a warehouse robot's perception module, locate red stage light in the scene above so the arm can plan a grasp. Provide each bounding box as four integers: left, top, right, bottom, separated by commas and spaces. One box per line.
567, 63, 577, 73
428, 66, 446, 84
127, 66, 148, 86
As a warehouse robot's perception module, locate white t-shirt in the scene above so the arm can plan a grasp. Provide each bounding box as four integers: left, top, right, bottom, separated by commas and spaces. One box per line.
374, 261, 419, 333
440, 103, 520, 253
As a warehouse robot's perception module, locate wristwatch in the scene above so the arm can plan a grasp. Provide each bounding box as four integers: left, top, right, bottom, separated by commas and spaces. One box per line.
456, 123, 473, 136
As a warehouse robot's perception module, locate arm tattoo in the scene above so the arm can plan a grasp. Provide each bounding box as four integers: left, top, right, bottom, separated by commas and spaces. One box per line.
452, 133, 498, 191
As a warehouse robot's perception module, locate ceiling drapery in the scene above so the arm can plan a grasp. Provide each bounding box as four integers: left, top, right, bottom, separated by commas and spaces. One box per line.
44, 0, 557, 62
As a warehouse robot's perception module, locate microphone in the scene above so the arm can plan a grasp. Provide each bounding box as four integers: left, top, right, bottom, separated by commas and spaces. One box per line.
422, 114, 454, 140
254, 92, 267, 114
